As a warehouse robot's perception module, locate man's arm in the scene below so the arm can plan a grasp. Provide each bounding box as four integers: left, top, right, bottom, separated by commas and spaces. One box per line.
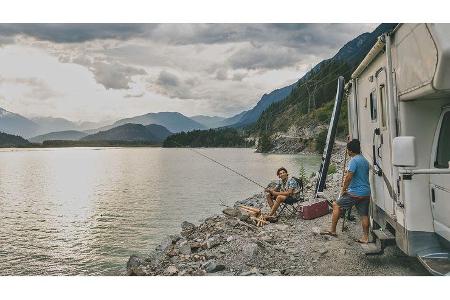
341, 171, 353, 195
271, 188, 293, 197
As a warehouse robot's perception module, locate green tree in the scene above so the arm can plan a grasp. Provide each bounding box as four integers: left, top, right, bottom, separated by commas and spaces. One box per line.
257, 133, 272, 153
315, 129, 328, 154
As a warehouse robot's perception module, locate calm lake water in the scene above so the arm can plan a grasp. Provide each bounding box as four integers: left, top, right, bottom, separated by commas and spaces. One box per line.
0, 147, 320, 275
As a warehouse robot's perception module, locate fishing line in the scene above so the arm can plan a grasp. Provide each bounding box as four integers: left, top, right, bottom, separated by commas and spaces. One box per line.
171, 141, 266, 189
188, 147, 266, 189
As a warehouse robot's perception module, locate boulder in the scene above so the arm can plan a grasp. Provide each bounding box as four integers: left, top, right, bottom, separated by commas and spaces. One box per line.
239, 267, 260, 276
181, 221, 196, 233
319, 248, 329, 255
157, 236, 174, 252
206, 237, 221, 249
126, 255, 147, 276
222, 208, 241, 218
239, 213, 250, 223
179, 241, 192, 255
203, 260, 226, 273
190, 241, 203, 251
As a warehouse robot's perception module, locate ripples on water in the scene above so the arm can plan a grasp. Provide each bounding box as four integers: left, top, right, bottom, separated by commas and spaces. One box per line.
0, 147, 320, 275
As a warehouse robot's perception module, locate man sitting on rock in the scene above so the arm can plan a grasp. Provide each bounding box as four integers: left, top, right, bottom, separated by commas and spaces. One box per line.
264, 167, 302, 220
320, 139, 371, 243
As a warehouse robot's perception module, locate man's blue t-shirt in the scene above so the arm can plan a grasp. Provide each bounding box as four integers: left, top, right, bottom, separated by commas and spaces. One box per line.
347, 154, 370, 197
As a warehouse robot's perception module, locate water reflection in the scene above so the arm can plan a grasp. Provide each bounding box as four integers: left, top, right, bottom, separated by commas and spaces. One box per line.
0, 147, 320, 275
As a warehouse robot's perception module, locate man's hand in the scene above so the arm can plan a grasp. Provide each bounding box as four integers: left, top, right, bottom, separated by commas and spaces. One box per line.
265, 188, 274, 195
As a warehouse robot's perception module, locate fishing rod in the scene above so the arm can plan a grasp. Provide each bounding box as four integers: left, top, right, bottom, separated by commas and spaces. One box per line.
171, 141, 266, 189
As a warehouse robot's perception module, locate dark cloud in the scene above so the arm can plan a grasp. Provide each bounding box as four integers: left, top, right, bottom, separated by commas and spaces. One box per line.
0, 24, 154, 43
157, 70, 180, 87
0, 23, 377, 50
227, 45, 301, 70
90, 61, 146, 90
153, 71, 194, 99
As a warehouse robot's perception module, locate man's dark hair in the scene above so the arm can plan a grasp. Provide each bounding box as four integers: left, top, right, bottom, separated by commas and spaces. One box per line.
277, 167, 288, 176
347, 139, 361, 154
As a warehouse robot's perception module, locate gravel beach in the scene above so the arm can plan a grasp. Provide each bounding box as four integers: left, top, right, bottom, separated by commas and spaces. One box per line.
126, 144, 429, 276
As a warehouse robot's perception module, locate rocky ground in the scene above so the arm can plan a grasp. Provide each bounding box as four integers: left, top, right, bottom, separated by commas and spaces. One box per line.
125, 143, 429, 276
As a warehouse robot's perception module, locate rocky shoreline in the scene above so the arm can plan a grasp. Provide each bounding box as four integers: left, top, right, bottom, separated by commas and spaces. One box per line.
126, 143, 428, 276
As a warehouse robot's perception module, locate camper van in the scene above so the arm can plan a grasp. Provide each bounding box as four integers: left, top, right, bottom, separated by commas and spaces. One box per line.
346, 23, 450, 275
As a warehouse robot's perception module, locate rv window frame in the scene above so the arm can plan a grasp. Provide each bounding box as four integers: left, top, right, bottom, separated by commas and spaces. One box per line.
434, 110, 450, 169
369, 89, 378, 122
379, 84, 387, 128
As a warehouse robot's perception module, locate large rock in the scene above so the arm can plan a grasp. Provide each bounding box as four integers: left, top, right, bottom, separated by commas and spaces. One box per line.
181, 221, 196, 232
157, 236, 174, 252
222, 207, 241, 218
203, 260, 226, 273
126, 255, 147, 276
206, 237, 221, 249
179, 241, 192, 255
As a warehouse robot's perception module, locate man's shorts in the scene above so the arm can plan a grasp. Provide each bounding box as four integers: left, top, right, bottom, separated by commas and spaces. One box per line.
284, 196, 298, 205
336, 193, 370, 216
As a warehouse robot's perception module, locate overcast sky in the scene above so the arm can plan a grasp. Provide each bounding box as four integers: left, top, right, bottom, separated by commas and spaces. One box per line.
0, 24, 377, 122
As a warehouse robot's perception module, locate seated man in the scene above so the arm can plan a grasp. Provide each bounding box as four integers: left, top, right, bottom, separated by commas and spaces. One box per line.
264, 167, 301, 219
321, 139, 371, 243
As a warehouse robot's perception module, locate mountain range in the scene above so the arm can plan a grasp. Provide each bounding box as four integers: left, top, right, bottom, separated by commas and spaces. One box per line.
81, 123, 172, 143
1, 23, 396, 145
29, 130, 89, 143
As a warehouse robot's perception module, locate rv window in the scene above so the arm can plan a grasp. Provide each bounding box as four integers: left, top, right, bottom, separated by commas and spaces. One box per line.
435, 111, 450, 168
370, 91, 377, 121
380, 85, 387, 127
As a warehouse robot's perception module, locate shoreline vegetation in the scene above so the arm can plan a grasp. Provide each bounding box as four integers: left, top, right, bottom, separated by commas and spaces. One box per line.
163, 128, 253, 148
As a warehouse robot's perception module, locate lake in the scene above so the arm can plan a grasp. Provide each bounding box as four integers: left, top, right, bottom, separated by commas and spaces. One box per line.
0, 147, 321, 275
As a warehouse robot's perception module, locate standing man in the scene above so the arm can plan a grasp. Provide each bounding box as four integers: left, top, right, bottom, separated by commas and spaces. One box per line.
321, 139, 371, 243
264, 167, 301, 219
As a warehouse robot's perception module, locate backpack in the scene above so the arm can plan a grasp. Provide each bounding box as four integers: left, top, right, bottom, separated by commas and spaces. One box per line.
291, 176, 304, 191
291, 176, 304, 198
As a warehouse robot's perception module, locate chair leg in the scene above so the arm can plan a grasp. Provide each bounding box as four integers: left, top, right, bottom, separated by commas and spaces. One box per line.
278, 204, 286, 216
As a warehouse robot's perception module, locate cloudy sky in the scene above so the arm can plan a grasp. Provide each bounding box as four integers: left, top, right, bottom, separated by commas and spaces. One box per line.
0, 24, 377, 122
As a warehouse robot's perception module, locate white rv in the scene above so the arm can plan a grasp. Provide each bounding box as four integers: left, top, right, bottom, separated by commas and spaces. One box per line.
346, 23, 450, 275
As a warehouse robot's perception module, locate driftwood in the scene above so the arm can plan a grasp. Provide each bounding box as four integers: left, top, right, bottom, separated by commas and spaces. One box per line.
239, 205, 271, 227
251, 216, 269, 227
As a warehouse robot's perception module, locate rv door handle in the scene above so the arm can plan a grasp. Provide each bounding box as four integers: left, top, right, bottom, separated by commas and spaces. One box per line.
431, 188, 436, 203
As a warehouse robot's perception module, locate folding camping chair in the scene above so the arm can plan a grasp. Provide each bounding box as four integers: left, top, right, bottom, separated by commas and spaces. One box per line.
277, 177, 304, 217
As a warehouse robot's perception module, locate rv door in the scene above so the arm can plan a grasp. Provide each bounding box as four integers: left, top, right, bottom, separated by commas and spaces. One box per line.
375, 69, 395, 216
430, 108, 450, 242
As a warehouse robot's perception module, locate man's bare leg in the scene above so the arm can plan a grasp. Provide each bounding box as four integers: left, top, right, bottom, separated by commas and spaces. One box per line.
268, 195, 286, 216
360, 216, 369, 243
329, 201, 341, 234
266, 193, 274, 208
